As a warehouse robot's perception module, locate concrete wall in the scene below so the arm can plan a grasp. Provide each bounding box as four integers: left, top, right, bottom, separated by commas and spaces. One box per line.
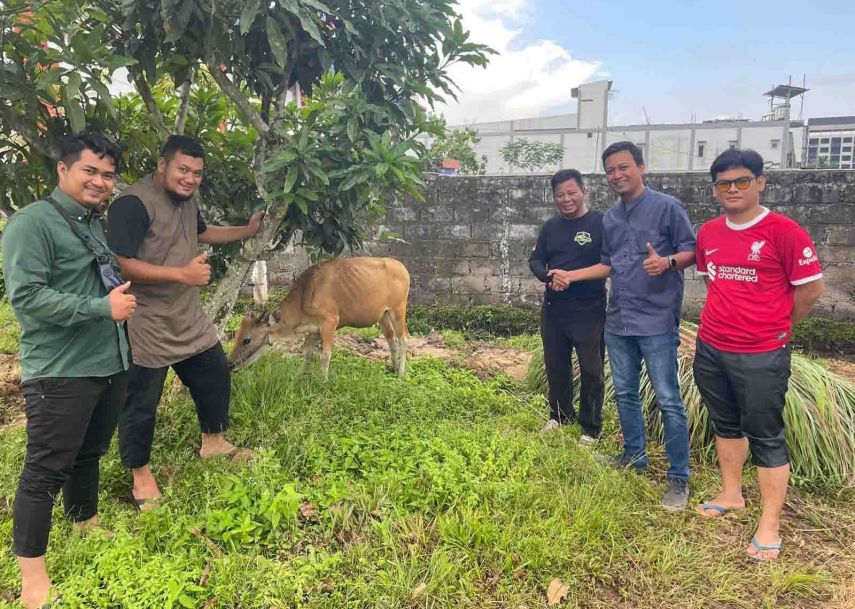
269, 170, 855, 321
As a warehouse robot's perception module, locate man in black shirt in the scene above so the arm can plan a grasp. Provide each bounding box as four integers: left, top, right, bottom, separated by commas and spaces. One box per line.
530, 169, 606, 444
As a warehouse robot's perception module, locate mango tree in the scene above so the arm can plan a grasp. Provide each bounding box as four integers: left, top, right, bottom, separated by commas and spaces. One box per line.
108, 0, 493, 324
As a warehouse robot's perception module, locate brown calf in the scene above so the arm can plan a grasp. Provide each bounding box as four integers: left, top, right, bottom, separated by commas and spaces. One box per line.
229, 257, 410, 378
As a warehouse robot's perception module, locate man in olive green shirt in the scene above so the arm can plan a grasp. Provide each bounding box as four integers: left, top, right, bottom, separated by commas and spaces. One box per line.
2, 134, 136, 609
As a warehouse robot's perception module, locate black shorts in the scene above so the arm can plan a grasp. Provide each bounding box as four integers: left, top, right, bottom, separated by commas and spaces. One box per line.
692, 338, 792, 468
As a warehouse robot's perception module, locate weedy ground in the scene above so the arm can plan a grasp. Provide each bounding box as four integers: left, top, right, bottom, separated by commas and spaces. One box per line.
0, 304, 852, 608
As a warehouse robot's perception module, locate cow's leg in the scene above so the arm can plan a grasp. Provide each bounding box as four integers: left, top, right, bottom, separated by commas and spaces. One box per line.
391, 303, 408, 378
319, 320, 337, 380
379, 310, 399, 374
302, 334, 319, 373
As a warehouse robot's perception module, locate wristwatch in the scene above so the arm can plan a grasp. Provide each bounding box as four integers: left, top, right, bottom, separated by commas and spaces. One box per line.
668, 256, 677, 270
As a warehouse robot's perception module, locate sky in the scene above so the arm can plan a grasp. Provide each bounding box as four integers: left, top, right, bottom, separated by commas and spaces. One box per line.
438, 0, 855, 126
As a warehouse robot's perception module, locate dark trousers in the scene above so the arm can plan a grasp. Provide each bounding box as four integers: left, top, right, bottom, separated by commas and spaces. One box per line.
541, 297, 606, 436
13, 372, 127, 558
118, 343, 231, 469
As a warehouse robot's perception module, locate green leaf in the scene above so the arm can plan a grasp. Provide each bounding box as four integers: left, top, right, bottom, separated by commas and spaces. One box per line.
65, 72, 82, 101
240, 0, 263, 36
295, 10, 325, 47
35, 67, 62, 92
89, 80, 116, 118
284, 167, 298, 193
266, 17, 290, 68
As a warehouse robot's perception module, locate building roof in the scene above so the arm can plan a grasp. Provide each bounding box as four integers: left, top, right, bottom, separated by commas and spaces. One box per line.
763, 85, 808, 98
807, 116, 855, 126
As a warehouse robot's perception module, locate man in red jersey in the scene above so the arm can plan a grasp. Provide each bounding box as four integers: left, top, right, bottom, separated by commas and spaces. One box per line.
693, 149, 824, 561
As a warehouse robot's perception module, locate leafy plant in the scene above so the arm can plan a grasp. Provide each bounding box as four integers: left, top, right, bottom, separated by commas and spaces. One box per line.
423, 115, 487, 175
500, 138, 565, 173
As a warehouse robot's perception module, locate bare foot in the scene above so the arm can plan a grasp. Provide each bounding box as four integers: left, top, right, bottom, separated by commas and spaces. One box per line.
746, 527, 782, 561
199, 433, 255, 462
694, 493, 745, 518
131, 465, 162, 511
73, 514, 114, 538
18, 557, 51, 609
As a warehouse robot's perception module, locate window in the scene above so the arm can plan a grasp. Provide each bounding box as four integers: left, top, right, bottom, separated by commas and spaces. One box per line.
697, 141, 706, 157
770, 139, 779, 149
728, 140, 738, 149
587, 132, 593, 139
820, 138, 829, 144
809, 138, 818, 145
844, 137, 853, 143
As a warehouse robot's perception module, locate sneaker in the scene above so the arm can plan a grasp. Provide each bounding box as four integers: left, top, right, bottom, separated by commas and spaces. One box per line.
663, 478, 689, 512
595, 453, 647, 472
541, 419, 560, 432
578, 434, 598, 447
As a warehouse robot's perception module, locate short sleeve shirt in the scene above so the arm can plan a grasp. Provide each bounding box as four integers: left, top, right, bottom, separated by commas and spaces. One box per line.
696, 208, 823, 353
601, 188, 696, 336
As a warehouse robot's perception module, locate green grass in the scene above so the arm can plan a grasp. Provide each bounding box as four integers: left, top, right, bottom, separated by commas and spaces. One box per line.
0, 302, 18, 355
0, 350, 852, 607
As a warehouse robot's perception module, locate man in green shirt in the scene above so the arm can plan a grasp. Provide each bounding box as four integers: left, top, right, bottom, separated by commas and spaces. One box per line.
2, 134, 136, 609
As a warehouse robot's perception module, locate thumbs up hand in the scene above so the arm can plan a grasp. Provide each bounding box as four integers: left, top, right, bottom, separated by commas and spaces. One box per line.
180, 251, 212, 286
643, 242, 670, 276
109, 281, 136, 321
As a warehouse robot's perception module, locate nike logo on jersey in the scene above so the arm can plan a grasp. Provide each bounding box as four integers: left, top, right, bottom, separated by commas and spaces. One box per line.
704, 248, 719, 256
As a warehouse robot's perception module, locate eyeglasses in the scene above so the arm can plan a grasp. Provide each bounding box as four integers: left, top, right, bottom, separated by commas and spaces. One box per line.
713, 177, 756, 193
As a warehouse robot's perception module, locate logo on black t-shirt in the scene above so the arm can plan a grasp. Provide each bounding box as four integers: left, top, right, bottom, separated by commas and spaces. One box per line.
573, 231, 592, 245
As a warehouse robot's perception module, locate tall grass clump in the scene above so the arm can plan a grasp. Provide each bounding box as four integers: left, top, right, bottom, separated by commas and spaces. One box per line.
527, 323, 855, 488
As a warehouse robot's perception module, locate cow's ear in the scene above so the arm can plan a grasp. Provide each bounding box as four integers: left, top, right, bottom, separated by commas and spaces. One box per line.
270, 309, 281, 325
255, 310, 269, 325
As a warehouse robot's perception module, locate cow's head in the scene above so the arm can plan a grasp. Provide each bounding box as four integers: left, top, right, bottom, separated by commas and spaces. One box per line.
228, 310, 277, 371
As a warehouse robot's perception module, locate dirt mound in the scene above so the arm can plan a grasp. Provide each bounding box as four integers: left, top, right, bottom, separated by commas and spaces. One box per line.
335, 333, 532, 381
0, 354, 24, 425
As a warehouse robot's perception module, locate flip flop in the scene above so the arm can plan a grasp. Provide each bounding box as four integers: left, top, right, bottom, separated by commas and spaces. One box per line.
695, 502, 736, 518
747, 536, 782, 561
129, 492, 161, 512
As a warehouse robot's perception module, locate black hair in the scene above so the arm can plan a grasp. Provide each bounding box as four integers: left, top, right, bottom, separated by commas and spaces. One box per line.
159, 135, 205, 161
709, 149, 764, 181
59, 133, 122, 172
551, 169, 584, 192
602, 140, 644, 167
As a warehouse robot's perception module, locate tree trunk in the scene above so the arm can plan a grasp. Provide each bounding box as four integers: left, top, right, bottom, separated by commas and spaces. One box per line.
203, 201, 290, 332
251, 261, 268, 306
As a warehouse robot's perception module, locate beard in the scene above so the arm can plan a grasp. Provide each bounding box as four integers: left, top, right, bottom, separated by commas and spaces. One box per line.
165, 187, 194, 203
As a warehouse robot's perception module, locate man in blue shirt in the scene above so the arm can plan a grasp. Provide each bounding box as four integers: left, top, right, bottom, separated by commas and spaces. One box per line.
560, 141, 696, 510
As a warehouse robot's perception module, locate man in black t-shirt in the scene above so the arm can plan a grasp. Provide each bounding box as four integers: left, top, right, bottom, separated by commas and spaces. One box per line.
529, 169, 606, 443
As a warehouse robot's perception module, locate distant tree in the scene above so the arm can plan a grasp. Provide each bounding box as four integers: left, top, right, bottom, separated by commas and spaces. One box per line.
500, 138, 565, 173
424, 116, 487, 175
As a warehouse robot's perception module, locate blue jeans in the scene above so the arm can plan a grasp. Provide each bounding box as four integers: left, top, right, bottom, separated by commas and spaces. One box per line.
605, 330, 690, 481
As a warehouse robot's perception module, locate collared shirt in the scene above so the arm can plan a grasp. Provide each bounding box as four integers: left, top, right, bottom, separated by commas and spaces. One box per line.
601, 187, 696, 336
2, 187, 129, 381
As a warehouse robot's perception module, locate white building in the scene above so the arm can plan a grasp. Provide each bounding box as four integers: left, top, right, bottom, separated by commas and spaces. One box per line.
804, 116, 855, 169
453, 80, 810, 174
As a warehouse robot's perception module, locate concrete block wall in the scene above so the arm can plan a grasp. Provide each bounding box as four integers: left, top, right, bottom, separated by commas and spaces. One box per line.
269, 170, 855, 321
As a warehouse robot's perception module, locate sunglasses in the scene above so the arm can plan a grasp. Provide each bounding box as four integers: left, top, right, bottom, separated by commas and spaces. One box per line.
713, 177, 756, 193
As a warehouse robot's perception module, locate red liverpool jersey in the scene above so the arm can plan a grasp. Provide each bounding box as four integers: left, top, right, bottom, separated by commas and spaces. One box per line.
695, 208, 823, 353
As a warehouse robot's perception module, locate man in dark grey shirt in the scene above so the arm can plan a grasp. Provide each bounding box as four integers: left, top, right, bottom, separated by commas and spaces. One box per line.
561, 141, 696, 511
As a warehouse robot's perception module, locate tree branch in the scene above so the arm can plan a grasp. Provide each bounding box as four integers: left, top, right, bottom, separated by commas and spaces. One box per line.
173, 75, 193, 135
130, 71, 169, 140
206, 61, 269, 135
0, 103, 59, 159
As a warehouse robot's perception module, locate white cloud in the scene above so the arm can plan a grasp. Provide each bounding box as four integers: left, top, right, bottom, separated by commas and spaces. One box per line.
438, 0, 602, 125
